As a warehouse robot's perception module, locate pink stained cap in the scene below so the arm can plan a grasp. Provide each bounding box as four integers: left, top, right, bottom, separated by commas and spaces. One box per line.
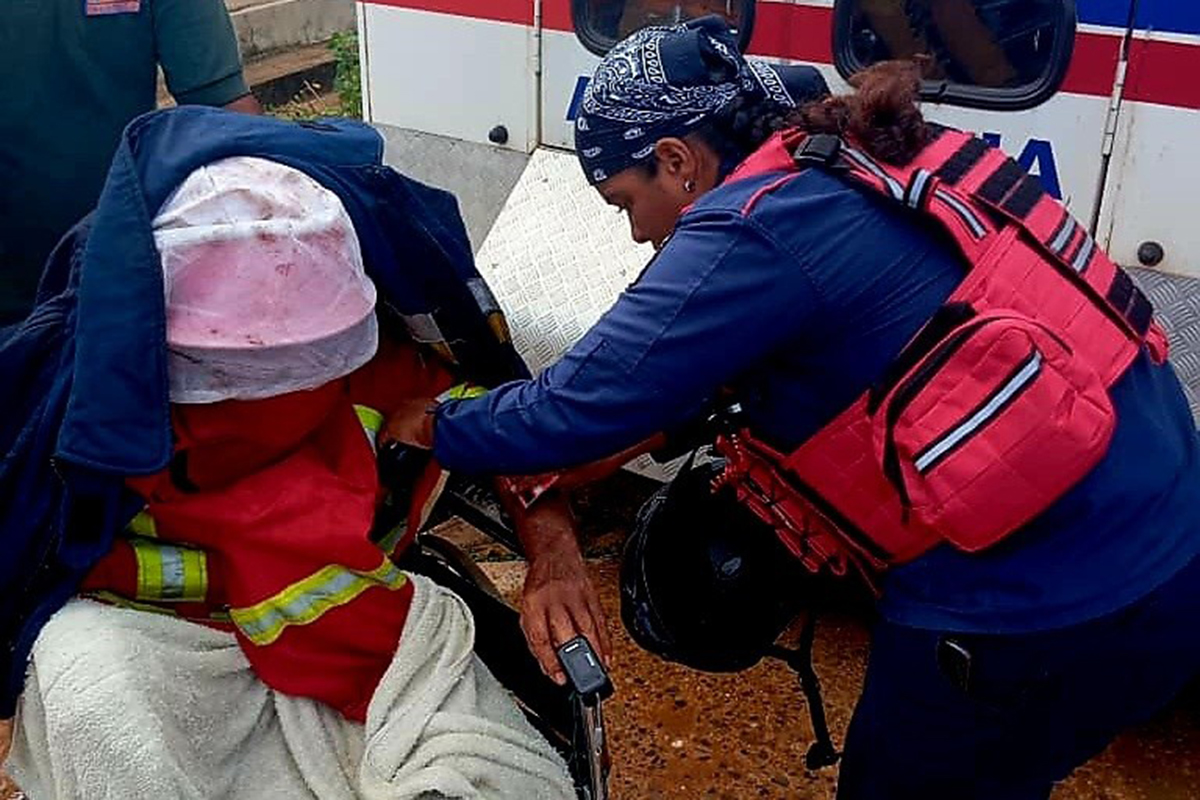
153, 156, 376, 350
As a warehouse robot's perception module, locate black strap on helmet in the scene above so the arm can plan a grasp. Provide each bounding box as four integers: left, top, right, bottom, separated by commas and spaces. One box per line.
769, 614, 841, 770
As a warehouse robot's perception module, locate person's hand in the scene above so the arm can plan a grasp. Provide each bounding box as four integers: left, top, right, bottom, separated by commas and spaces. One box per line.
520, 536, 611, 685
500, 490, 611, 685
379, 397, 438, 450
1, 717, 12, 763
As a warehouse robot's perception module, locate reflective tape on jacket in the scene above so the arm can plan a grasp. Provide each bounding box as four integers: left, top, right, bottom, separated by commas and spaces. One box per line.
129, 536, 208, 603
229, 556, 409, 646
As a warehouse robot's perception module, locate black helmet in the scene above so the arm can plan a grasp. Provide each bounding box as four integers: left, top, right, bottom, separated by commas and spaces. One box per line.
620, 456, 815, 673
620, 454, 843, 768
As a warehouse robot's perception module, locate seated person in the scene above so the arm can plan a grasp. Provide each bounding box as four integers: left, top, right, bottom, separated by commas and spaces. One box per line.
1, 132, 602, 799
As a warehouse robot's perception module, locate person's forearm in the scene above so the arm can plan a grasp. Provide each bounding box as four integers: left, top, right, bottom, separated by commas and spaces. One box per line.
223, 93, 262, 115
496, 484, 611, 683
497, 485, 579, 560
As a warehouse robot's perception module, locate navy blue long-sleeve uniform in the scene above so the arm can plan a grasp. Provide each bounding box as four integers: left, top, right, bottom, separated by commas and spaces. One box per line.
435, 165, 1200, 634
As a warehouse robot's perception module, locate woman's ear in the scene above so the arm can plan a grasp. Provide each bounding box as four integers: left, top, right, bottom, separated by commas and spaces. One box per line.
653, 137, 696, 180
655, 135, 722, 196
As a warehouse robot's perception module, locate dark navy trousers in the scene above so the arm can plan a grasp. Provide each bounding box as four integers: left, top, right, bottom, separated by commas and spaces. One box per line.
837, 553, 1200, 799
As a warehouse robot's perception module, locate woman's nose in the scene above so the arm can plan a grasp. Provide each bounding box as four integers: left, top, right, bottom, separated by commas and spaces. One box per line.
628, 214, 650, 245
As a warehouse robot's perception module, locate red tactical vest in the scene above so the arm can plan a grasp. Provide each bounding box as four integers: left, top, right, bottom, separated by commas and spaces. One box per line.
712, 127, 1169, 584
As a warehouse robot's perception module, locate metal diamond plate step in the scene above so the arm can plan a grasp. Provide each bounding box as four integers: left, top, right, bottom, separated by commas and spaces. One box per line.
1132, 267, 1200, 423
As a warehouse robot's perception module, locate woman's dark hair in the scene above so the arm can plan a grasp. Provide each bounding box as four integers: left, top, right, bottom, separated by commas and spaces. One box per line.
791, 61, 931, 165
686, 60, 931, 173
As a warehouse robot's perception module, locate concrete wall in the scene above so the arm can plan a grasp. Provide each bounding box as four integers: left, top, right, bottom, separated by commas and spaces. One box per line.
229, 0, 355, 59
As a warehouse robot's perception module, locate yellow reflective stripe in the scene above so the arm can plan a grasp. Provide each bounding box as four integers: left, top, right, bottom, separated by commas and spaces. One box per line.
354, 404, 384, 442
133, 539, 164, 601
130, 538, 208, 603
179, 547, 208, 603
437, 383, 487, 402
229, 556, 408, 647
127, 509, 158, 538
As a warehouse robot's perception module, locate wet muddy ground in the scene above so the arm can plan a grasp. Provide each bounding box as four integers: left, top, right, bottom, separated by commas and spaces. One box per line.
2, 473, 1198, 799
476, 473, 1200, 800
487, 555, 1200, 799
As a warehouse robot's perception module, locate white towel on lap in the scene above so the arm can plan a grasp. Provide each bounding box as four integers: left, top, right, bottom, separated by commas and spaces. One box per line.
9, 575, 573, 800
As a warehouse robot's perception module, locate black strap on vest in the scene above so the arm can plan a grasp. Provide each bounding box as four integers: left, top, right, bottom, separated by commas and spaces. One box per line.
794, 134, 843, 168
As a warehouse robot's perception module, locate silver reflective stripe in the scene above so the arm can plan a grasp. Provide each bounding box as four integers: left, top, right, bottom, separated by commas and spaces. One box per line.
914, 351, 1043, 473
159, 548, 186, 601
234, 570, 364, 644
1050, 218, 1076, 254
1072, 235, 1095, 273
230, 557, 408, 646
842, 147, 905, 200
934, 189, 987, 238
906, 169, 933, 209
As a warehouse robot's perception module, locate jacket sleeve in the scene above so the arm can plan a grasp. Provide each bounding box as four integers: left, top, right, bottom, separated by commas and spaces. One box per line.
154, 0, 250, 107
433, 212, 821, 474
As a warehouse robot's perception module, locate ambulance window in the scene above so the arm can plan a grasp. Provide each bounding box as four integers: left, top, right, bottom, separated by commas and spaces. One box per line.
833, 0, 1076, 110
572, 1, 756, 56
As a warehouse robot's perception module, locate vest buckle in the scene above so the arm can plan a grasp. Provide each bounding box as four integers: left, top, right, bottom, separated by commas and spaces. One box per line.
794, 134, 842, 168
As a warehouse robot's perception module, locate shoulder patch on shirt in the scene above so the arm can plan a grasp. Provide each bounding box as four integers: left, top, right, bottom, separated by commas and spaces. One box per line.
85, 0, 141, 16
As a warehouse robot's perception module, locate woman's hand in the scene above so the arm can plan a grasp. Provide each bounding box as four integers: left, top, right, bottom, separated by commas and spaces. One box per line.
379, 397, 438, 450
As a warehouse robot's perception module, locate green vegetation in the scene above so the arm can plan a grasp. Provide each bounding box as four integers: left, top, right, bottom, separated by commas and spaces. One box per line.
328, 30, 362, 119
267, 31, 362, 120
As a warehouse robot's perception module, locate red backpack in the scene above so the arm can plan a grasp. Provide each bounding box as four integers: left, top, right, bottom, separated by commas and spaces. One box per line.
713, 127, 1169, 584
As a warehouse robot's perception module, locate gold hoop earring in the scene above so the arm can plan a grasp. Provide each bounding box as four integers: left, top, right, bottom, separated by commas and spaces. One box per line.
684, 179, 696, 193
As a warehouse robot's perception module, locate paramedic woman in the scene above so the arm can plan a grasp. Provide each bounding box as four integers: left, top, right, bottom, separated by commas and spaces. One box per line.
384, 17, 1200, 798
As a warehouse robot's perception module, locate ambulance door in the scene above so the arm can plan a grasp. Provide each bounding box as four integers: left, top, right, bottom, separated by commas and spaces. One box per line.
356, 0, 539, 152
1095, 1, 1200, 277
1093, 1, 1200, 414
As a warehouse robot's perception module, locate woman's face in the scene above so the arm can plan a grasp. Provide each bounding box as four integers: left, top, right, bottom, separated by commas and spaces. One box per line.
597, 167, 689, 249
596, 137, 720, 249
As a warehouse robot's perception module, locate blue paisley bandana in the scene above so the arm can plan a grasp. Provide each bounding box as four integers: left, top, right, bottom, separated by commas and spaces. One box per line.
576, 16, 825, 185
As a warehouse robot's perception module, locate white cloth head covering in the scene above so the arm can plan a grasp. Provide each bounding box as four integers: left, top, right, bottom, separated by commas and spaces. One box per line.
153, 157, 378, 403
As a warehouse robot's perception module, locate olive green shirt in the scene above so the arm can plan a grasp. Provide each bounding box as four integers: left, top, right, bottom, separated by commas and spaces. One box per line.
0, 0, 249, 325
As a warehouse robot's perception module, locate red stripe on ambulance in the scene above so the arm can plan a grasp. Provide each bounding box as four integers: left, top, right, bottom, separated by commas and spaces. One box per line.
360, 0, 1200, 109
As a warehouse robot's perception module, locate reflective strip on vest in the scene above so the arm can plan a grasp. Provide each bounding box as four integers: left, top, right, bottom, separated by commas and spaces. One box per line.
355, 404, 384, 448
841, 146, 904, 200
130, 537, 208, 603
229, 556, 408, 646
913, 350, 1044, 474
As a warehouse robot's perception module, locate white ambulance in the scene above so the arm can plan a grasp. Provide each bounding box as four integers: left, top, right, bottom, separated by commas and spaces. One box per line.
355, 0, 1199, 418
